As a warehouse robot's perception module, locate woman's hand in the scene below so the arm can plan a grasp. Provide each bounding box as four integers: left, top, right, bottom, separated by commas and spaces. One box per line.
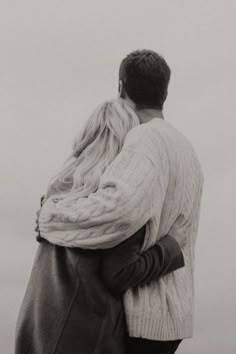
35, 208, 41, 233
168, 222, 188, 249
35, 195, 46, 241
174, 232, 187, 248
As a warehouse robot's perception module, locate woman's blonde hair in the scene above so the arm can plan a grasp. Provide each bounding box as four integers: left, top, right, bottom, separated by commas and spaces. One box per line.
45, 98, 139, 206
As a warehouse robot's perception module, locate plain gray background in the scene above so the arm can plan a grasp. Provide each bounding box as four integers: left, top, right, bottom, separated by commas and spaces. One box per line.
1, 1, 235, 353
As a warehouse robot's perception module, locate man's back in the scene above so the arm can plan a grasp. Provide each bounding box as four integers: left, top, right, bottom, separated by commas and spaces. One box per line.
123, 118, 204, 340
152, 118, 203, 242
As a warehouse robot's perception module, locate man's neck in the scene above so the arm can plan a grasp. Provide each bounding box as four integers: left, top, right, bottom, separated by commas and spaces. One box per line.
136, 108, 164, 124
122, 96, 164, 124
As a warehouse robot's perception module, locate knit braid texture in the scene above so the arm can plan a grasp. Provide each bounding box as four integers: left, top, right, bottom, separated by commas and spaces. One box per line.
39, 118, 204, 340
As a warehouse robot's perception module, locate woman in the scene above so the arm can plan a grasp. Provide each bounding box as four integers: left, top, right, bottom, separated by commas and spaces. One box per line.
15, 99, 184, 354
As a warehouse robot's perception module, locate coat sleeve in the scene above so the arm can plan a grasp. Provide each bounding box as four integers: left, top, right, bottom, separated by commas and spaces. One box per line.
100, 226, 185, 296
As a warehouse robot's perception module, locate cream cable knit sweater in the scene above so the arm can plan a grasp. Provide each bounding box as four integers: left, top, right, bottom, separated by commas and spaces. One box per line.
39, 118, 204, 340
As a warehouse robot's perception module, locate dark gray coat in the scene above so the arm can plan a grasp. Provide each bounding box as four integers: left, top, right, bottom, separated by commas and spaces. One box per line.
15, 227, 184, 354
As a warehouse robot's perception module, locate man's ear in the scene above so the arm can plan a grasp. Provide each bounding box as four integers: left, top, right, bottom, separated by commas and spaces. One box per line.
118, 80, 123, 97
119, 80, 127, 99
163, 89, 168, 103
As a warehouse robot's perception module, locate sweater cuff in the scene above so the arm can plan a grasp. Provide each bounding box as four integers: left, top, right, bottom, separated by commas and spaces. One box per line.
158, 235, 185, 273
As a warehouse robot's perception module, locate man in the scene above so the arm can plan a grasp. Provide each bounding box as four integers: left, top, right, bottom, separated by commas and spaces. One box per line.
39, 49, 204, 353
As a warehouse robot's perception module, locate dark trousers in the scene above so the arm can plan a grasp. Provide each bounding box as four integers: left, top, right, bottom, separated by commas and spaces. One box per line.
127, 337, 182, 354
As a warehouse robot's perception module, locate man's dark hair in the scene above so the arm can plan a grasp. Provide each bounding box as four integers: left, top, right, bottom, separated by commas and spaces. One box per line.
119, 49, 171, 110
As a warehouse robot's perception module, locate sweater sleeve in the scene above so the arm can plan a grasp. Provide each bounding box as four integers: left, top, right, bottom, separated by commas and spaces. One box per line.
100, 227, 185, 296
39, 128, 168, 249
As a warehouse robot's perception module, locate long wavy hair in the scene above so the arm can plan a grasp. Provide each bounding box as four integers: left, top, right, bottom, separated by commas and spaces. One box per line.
44, 98, 139, 208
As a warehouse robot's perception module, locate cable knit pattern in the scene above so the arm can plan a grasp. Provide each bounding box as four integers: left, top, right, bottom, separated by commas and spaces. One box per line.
39, 118, 204, 340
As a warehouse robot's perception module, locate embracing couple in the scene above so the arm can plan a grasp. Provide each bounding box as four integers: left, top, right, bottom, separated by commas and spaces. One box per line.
15, 49, 204, 354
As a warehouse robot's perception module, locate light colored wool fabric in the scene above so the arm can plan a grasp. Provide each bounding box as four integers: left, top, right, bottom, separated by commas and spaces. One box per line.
39, 118, 204, 340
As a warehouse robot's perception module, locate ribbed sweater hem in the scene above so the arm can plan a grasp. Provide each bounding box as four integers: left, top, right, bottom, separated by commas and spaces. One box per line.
126, 311, 193, 341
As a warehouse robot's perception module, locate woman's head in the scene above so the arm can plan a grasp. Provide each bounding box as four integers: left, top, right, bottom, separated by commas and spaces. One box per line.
45, 98, 139, 201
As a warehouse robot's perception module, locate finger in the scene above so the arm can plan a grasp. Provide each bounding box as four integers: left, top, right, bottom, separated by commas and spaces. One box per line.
40, 195, 46, 206
36, 234, 42, 243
